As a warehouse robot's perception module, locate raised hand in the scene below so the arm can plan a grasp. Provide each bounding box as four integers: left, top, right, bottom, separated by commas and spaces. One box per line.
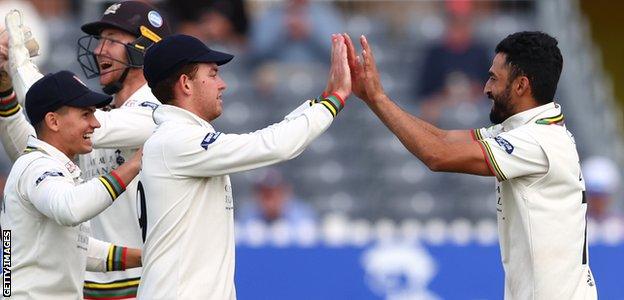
324, 33, 351, 102
343, 34, 386, 105
5, 10, 39, 73
343, 33, 367, 101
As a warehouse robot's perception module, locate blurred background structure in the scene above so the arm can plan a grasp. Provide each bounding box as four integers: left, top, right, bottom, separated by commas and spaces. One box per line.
1, 0, 623, 298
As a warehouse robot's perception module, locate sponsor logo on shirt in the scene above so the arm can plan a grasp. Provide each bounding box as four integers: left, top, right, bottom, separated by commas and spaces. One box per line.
139, 101, 159, 110
201, 132, 222, 150
494, 136, 514, 154
225, 184, 233, 211
35, 171, 65, 186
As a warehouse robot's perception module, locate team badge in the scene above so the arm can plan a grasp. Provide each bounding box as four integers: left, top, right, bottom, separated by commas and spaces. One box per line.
65, 161, 78, 173
115, 149, 125, 165
148, 11, 163, 28
104, 3, 121, 15
494, 136, 514, 154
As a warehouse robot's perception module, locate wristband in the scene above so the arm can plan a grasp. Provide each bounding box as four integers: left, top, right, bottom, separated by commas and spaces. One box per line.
0, 89, 19, 117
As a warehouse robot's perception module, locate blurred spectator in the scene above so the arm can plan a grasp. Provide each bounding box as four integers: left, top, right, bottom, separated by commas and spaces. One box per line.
416, 0, 490, 127
238, 168, 317, 227
166, 0, 248, 52
582, 156, 622, 222
250, 0, 343, 65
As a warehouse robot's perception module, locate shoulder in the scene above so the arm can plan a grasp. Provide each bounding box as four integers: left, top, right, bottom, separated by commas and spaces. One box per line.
15, 153, 68, 185
149, 123, 213, 150
121, 85, 162, 109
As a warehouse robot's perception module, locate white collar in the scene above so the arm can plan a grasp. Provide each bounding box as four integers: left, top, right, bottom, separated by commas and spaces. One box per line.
26, 135, 82, 179
501, 102, 563, 131
152, 104, 215, 131
118, 84, 160, 108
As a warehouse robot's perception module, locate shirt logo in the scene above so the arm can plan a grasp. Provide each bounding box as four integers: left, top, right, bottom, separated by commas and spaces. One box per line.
35, 171, 64, 186
201, 132, 221, 150
65, 161, 78, 173
494, 136, 514, 154
139, 101, 159, 110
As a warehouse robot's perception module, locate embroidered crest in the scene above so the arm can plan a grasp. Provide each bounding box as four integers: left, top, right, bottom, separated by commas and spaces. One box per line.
104, 3, 121, 15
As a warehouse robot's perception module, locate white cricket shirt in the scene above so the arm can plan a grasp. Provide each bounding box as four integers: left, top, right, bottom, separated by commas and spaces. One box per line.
473, 102, 597, 299
0, 137, 125, 299
0, 56, 160, 298
138, 100, 336, 299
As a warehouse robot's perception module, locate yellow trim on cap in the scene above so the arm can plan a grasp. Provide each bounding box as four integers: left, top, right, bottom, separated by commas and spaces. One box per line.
140, 26, 161, 42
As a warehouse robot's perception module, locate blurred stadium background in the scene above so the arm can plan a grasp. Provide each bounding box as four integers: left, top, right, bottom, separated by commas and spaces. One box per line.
1, 0, 623, 299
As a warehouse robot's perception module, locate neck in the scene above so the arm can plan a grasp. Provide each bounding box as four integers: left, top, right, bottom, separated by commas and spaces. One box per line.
173, 98, 212, 122
38, 132, 76, 159
512, 97, 541, 116
112, 68, 147, 107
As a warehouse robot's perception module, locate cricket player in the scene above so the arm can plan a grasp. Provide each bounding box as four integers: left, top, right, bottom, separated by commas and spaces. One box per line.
0, 3, 170, 298
345, 31, 597, 299
136, 33, 350, 299
0, 71, 142, 299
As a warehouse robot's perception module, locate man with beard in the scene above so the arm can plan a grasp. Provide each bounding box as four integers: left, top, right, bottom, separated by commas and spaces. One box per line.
0, 2, 170, 298
345, 31, 597, 299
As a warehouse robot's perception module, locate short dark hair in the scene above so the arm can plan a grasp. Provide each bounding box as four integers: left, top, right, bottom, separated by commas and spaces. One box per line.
151, 63, 200, 104
495, 31, 563, 104
32, 106, 70, 135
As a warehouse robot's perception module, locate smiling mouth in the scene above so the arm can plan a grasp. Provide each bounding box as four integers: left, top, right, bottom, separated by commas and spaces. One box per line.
83, 133, 93, 140
99, 61, 113, 72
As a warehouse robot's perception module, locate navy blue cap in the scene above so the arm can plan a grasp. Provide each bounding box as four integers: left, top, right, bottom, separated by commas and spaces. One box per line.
26, 71, 112, 125
143, 34, 234, 88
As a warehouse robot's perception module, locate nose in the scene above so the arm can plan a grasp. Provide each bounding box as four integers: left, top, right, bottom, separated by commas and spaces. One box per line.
95, 38, 107, 56
218, 76, 227, 91
91, 116, 101, 129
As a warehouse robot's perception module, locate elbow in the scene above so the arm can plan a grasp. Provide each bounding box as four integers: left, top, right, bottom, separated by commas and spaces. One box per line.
57, 214, 83, 227
422, 153, 445, 172
274, 147, 298, 161
273, 142, 305, 161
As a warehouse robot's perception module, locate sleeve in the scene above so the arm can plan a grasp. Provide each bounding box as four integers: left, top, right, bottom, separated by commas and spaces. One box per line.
22, 159, 127, 226
471, 124, 504, 141
475, 128, 548, 181
0, 93, 36, 161
92, 106, 157, 149
166, 100, 338, 177
86, 237, 129, 272
9, 58, 44, 107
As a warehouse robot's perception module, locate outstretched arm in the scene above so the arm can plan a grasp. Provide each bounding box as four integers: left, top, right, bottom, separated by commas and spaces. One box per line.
344, 33, 491, 175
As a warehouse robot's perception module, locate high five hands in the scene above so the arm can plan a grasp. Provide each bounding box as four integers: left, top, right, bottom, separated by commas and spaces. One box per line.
325, 33, 352, 102
325, 33, 386, 106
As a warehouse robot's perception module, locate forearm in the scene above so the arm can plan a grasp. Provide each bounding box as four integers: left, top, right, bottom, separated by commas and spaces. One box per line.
125, 248, 142, 269
32, 172, 129, 226
366, 95, 453, 168
112, 159, 141, 187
